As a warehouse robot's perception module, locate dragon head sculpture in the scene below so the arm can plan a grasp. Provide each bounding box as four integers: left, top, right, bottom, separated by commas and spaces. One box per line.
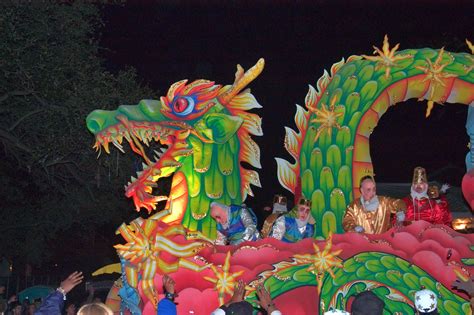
86, 59, 264, 237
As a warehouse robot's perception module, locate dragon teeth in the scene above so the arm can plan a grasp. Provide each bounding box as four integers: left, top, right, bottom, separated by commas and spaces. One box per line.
103, 141, 110, 154
112, 139, 125, 153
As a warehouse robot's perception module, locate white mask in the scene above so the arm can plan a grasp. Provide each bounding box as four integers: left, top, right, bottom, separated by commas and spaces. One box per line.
411, 185, 429, 200
272, 203, 287, 214
361, 196, 379, 211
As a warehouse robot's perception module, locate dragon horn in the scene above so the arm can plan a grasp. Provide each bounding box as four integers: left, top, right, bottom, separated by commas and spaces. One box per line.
466, 39, 474, 54
219, 58, 265, 104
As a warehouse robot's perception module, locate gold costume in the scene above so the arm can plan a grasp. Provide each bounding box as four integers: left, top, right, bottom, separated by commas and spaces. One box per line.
343, 196, 406, 234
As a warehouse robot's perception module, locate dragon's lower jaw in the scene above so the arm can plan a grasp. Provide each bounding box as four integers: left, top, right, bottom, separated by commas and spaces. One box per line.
125, 148, 185, 213
126, 134, 198, 217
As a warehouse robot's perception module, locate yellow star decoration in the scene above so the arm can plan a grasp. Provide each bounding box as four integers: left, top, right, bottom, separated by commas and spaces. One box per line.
362, 34, 412, 79
308, 95, 344, 143
415, 47, 458, 117
204, 251, 244, 305
293, 232, 343, 294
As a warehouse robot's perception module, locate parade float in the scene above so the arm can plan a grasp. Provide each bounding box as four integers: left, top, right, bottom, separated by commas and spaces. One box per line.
86, 36, 474, 314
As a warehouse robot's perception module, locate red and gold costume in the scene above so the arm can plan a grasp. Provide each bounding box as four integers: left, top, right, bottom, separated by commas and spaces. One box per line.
403, 167, 453, 226
342, 196, 406, 234
403, 195, 452, 226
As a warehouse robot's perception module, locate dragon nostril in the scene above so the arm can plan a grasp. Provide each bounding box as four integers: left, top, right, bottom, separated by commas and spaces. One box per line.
86, 110, 107, 134
88, 119, 101, 134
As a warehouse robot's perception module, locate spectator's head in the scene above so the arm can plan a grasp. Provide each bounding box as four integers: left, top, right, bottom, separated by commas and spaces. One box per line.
351, 291, 384, 315
414, 289, 438, 314
9, 301, 22, 315
225, 301, 253, 314
324, 308, 350, 315
27, 302, 36, 315
359, 176, 376, 202
65, 302, 76, 315
77, 302, 113, 315
412, 167, 428, 194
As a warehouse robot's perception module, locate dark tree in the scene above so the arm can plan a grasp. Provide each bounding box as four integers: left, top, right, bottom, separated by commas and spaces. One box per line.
0, 2, 157, 271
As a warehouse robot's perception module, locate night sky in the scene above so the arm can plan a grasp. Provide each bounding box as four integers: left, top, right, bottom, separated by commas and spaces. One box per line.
98, 1, 473, 208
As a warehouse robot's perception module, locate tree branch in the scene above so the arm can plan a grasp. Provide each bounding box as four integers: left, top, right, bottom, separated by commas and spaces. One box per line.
8, 109, 44, 131
0, 220, 55, 233
0, 128, 33, 154
0, 90, 34, 104
45, 159, 80, 169
65, 164, 96, 201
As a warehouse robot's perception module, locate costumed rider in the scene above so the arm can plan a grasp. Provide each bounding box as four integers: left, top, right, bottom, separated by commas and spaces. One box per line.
414, 289, 439, 315
210, 202, 260, 245
261, 194, 288, 238
343, 175, 406, 234
271, 198, 315, 242
403, 167, 452, 226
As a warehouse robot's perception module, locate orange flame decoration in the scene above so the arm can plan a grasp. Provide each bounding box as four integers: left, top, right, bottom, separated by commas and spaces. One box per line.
115, 216, 210, 307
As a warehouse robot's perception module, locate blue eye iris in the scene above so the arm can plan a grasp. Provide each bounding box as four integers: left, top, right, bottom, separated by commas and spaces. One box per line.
173, 96, 195, 116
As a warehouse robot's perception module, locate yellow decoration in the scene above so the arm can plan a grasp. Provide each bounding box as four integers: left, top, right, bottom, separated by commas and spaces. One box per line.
362, 34, 412, 78
115, 218, 209, 307
415, 47, 458, 117
308, 95, 344, 143
466, 39, 474, 54
204, 251, 244, 305
293, 232, 343, 294
92, 263, 122, 276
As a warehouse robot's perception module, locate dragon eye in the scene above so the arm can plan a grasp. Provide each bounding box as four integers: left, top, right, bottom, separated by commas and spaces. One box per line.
173, 96, 195, 116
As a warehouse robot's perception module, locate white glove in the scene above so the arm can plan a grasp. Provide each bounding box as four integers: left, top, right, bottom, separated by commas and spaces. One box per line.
396, 211, 405, 223
354, 226, 364, 233
440, 183, 450, 194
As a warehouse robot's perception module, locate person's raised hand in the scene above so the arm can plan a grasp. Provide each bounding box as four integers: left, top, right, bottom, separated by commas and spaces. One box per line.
452, 277, 474, 296
60, 271, 84, 294
8, 294, 17, 303
162, 274, 175, 294
256, 284, 277, 313
227, 280, 245, 305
